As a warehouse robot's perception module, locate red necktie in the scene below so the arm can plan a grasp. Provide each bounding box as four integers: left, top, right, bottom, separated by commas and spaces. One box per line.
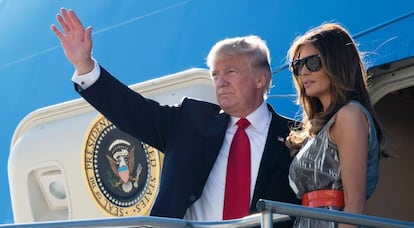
223, 118, 251, 220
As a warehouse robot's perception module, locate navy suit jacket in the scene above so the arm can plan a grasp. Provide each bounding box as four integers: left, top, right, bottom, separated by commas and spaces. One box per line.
77, 66, 299, 222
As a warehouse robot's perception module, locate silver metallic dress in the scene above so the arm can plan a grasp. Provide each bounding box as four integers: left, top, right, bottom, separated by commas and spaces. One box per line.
288, 101, 379, 228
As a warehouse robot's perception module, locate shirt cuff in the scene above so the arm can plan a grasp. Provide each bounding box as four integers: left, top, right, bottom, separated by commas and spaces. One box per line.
71, 58, 101, 90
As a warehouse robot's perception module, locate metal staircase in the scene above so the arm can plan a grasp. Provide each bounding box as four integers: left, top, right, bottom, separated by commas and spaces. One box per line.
2, 200, 413, 228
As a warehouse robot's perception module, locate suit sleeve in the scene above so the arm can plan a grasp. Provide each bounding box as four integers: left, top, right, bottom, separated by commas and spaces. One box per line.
77, 66, 178, 151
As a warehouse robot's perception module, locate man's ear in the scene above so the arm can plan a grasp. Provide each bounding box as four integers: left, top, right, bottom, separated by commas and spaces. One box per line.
256, 70, 267, 89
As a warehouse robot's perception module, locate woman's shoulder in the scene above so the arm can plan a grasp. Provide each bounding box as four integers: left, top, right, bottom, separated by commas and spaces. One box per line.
338, 102, 366, 117
333, 102, 370, 134
328, 101, 370, 146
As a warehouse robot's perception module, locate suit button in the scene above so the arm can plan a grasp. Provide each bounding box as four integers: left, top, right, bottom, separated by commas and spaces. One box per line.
189, 195, 196, 202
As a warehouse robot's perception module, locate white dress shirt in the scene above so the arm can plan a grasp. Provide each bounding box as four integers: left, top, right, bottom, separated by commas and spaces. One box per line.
71, 58, 100, 88
184, 101, 271, 220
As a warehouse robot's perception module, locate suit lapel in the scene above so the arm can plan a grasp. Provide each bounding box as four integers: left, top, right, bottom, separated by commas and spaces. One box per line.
203, 113, 230, 174
202, 107, 289, 212
251, 104, 288, 210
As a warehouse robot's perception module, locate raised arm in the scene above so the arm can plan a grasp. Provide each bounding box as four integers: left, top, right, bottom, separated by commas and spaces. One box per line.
50, 8, 94, 75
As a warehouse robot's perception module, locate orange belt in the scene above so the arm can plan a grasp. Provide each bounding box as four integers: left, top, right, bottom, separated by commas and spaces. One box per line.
302, 190, 344, 208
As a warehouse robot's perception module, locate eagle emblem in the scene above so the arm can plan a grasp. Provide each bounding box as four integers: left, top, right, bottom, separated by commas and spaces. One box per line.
106, 139, 142, 193
83, 115, 161, 216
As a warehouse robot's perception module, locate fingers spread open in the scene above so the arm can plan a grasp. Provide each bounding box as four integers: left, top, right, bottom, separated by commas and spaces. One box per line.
50, 24, 64, 40
68, 9, 85, 31
56, 13, 70, 34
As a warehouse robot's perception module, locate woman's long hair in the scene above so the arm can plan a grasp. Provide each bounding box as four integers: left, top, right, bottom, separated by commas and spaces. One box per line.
286, 23, 387, 157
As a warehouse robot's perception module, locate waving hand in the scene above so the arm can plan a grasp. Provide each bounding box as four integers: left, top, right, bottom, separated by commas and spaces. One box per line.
51, 8, 94, 75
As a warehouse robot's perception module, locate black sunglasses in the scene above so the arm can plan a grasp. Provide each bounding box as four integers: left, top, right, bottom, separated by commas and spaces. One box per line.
291, 54, 322, 76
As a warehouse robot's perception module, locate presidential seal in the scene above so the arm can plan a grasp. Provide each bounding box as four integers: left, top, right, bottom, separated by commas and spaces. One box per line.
82, 115, 161, 216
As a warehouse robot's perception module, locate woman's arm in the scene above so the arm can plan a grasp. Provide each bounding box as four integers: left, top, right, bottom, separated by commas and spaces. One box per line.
330, 104, 369, 228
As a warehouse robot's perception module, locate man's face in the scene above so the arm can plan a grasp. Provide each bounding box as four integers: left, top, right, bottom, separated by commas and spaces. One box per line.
210, 54, 265, 117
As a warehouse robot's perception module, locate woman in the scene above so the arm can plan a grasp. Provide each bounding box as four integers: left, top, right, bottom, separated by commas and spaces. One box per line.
286, 23, 388, 228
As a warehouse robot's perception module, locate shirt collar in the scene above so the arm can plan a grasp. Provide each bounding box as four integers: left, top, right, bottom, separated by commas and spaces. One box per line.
229, 101, 271, 132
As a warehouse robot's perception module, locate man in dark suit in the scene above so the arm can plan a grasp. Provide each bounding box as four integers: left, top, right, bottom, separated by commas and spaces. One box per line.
51, 8, 299, 225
